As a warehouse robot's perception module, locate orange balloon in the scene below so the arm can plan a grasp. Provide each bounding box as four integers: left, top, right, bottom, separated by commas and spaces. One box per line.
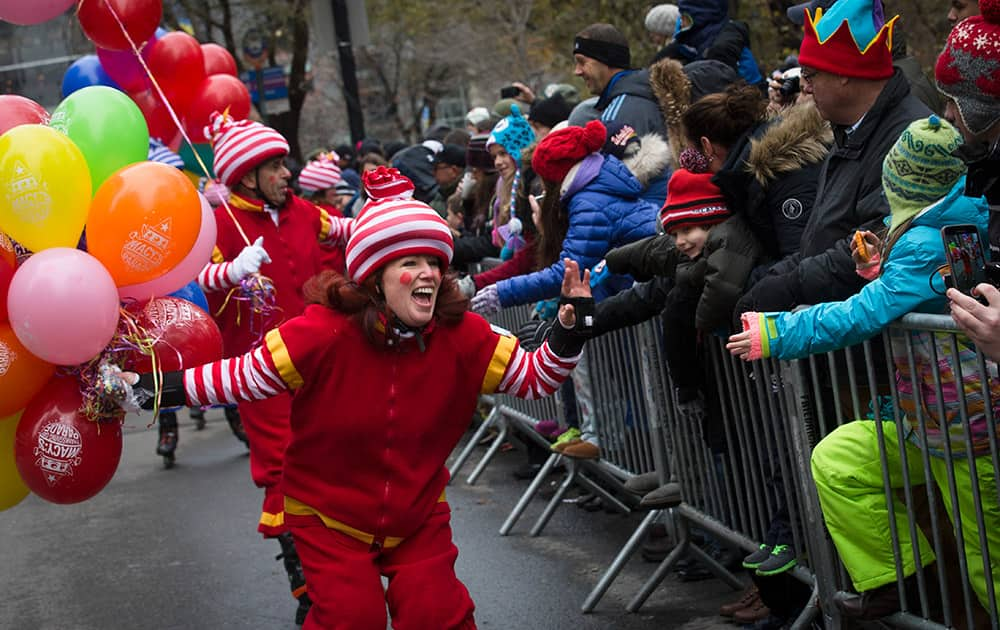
86, 162, 202, 286
0, 323, 55, 417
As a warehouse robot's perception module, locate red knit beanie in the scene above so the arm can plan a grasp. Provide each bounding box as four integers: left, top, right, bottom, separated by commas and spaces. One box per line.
532, 120, 607, 184
659, 170, 729, 233
935, 0, 1000, 135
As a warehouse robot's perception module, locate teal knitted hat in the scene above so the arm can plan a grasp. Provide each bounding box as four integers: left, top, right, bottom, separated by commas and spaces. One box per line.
882, 115, 966, 233
486, 103, 536, 163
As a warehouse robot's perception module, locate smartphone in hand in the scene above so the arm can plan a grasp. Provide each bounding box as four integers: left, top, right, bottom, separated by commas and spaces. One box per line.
941, 224, 990, 297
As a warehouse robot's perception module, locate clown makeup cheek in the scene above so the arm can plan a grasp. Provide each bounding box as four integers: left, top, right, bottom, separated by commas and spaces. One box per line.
398, 272, 413, 285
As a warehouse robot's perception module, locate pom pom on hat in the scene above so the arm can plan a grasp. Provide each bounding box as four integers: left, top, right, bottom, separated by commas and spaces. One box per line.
659, 169, 730, 233
298, 152, 342, 193
882, 115, 966, 232
532, 119, 606, 184
486, 103, 536, 163
362, 166, 415, 204
935, 2, 1000, 135
345, 198, 454, 283
207, 111, 290, 186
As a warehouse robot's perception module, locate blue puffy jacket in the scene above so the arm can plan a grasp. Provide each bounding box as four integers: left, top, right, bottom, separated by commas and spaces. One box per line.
495, 154, 658, 306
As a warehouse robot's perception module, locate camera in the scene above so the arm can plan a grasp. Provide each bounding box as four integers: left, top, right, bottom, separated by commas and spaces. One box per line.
779, 74, 800, 99
500, 85, 520, 99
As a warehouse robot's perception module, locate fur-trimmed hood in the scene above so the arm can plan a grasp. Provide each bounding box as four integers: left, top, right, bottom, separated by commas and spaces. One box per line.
649, 57, 740, 169
745, 103, 833, 185
621, 133, 672, 187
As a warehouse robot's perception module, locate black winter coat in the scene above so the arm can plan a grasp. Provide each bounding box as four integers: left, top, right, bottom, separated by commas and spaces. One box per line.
736, 70, 930, 315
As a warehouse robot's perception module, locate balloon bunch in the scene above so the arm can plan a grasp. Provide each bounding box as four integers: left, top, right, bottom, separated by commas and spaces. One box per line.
0, 0, 239, 510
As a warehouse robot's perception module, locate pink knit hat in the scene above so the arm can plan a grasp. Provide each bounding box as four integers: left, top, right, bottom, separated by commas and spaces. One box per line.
345, 198, 454, 283
207, 111, 289, 186
298, 152, 343, 193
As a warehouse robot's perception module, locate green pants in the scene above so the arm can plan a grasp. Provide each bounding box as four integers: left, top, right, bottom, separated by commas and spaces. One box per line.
810, 420, 1000, 609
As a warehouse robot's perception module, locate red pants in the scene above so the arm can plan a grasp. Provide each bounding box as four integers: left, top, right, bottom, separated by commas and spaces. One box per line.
237, 394, 291, 537
289, 502, 476, 630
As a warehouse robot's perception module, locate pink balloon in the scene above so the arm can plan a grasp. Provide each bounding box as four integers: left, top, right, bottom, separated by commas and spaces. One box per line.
97, 34, 157, 94
118, 193, 217, 301
0, 0, 75, 25
7, 248, 120, 366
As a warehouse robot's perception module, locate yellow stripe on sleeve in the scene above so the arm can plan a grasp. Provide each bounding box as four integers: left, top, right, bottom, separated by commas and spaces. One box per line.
317, 206, 333, 241
481, 333, 517, 394
265, 328, 305, 390
211, 245, 225, 264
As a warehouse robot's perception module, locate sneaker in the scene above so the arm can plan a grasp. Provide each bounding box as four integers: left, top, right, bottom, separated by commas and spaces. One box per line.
742, 544, 772, 570
561, 440, 600, 459
756, 544, 797, 576
550, 427, 581, 453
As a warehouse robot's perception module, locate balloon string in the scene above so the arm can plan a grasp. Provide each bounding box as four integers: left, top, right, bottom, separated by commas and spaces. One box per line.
94, 0, 252, 248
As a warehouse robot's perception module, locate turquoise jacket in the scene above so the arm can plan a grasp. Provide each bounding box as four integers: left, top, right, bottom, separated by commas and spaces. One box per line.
759, 178, 986, 359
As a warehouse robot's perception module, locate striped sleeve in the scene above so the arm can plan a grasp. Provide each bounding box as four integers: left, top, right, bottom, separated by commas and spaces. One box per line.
196, 260, 240, 292
490, 340, 581, 400
184, 345, 289, 406
319, 211, 352, 246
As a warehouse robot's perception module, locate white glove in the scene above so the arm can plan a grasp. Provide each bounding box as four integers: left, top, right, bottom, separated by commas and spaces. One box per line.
457, 275, 476, 299
471, 284, 501, 315
228, 236, 271, 283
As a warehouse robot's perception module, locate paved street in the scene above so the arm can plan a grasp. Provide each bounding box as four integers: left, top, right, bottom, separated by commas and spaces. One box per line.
1, 409, 738, 629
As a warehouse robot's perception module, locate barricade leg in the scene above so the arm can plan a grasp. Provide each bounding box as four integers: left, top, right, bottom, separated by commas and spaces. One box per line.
581, 509, 664, 613
448, 403, 499, 483
466, 414, 509, 485
499, 452, 563, 536
528, 461, 580, 537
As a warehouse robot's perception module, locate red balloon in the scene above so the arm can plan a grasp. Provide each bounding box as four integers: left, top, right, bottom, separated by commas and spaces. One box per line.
15, 376, 123, 504
0, 232, 15, 323
148, 32, 206, 113
0, 95, 49, 136
183, 75, 251, 143
202, 43, 238, 77
78, 0, 162, 52
130, 89, 177, 143
125, 297, 223, 372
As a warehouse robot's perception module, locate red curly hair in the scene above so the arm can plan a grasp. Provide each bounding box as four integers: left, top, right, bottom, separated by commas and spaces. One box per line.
303, 267, 469, 349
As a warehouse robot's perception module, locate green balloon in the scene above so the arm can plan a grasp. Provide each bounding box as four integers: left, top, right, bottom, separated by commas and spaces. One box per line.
50, 86, 149, 195
179, 141, 215, 179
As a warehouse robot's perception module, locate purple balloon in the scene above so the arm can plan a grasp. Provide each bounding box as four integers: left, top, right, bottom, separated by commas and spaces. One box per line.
97, 34, 157, 94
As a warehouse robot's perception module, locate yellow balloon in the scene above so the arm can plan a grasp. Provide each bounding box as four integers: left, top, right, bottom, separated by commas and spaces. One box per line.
0, 125, 91, 252
0, 411, 29, 512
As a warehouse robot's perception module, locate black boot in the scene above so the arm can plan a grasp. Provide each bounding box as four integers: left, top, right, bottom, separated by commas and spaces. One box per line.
224, 406, 249, 447
189, 406, 206, 430
156, 411, 178, 466
276, 532, 311, 625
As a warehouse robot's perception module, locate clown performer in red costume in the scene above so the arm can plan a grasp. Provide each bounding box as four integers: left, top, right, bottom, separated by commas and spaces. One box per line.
191, 112, 353, 625
107, 198, 593, 629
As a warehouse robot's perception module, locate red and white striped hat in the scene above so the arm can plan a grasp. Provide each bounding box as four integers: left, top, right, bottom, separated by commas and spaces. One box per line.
207, 111, 289, 186
298, 152, 342, 193
345, 198, 454, 283
362, 166, 415, 202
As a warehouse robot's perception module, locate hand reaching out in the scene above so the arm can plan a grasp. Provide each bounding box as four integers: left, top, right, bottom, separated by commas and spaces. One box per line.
557, 258, 591, 329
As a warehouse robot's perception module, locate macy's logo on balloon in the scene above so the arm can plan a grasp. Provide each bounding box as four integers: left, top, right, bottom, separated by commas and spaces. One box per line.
121, 219, 172, 272
5, 161, 52, 224
33, 422, 83, 484
0, 340, 15, 376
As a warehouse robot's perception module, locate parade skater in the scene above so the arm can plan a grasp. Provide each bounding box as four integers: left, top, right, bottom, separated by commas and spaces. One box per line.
110, 198, 593, 629
193, 111, 353, 624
